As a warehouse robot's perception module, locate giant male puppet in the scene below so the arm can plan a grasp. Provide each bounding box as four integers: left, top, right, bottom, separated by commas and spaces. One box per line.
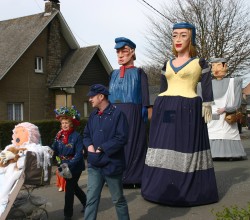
109, 37, 150, 187
207, 58, 246, 159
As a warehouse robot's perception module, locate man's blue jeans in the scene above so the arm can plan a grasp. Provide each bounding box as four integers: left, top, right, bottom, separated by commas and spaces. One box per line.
84, 167, 130, 220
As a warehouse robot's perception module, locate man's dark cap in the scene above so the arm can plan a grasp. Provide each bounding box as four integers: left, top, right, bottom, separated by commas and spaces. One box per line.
87, 84, 110, 97
114, 37, 136, 49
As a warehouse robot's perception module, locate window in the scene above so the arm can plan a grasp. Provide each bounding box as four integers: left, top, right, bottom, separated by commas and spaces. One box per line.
55, 94, 72, 108
35, 57, 43, 73
7, 103, 23, 121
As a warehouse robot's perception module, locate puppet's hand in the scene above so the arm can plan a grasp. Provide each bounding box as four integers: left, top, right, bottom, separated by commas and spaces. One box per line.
17, 149, 25, 157
0, 152, 3, 164
142, 106, 148, 123
217, 107, 226, 115
202, 104, 212, 123
48, 149, 54, 156
0, 151, 16, 164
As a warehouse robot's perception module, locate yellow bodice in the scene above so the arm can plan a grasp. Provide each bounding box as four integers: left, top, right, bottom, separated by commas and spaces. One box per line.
159, 58, 201, 98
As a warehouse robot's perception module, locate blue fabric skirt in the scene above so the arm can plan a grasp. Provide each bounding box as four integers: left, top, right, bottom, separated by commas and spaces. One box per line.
115, 103, 148, 185
141, 96, 218, 206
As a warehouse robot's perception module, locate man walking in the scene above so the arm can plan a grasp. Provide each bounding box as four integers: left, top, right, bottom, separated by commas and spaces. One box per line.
83, 84, 130, 220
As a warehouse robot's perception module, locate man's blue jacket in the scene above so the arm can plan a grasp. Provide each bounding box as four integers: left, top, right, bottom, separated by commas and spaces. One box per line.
83, 103, 129, 176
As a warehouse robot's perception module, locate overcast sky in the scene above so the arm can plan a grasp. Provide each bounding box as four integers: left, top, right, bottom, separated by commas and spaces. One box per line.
0, 0, 166, 68
1, 0, 250, 87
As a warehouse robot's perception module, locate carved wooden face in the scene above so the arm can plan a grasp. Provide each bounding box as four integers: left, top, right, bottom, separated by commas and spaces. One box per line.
13, 126, 29, 146
172, 28, 191, 54
211, 62, 228, 80
116, 46, 135, 66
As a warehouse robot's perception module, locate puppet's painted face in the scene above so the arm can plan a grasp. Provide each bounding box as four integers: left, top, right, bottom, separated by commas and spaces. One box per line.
116, 46, 135, 66
212, 62, 228, 80
172, 28, 191, 54
13, 126, 29, 146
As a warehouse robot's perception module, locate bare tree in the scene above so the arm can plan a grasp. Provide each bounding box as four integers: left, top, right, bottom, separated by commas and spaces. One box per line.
144, 0, 250, 76
142, 64, 162, 86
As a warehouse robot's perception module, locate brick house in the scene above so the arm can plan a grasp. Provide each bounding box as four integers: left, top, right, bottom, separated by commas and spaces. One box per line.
0, 0, 112, 121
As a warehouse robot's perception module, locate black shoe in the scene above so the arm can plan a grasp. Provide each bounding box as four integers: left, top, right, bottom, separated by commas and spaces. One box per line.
123, 184, 141, 189
64, 217, 71, 220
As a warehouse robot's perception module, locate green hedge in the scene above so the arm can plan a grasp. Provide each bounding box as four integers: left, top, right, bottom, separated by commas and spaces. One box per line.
0, 119, 88, 150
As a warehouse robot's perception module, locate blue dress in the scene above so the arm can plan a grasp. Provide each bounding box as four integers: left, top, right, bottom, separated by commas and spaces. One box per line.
141, 58, 219, 206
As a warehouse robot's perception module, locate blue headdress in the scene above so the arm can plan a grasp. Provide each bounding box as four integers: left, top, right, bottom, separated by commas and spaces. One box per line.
173, 22, 196, 46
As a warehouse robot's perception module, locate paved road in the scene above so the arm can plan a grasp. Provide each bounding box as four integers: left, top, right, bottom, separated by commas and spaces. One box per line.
33, 128, 250, 220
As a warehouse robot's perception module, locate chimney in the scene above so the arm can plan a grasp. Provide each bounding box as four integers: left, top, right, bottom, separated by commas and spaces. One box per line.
44, 0, 60, 15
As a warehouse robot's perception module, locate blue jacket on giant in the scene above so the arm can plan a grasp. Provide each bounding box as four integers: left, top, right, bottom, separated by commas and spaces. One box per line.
52, 131, 85, 174
83, 103, 129, 176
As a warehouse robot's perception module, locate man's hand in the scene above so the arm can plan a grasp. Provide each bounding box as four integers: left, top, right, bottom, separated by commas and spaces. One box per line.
96, 146, 103, 153
0, 151, 16, 164
88, 145, 95, 153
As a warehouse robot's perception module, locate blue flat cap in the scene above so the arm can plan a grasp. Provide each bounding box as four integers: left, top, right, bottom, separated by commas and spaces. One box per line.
173, 22, 196, 46
114, 37, 136, 49
87, 84, 110, 97
210, 57, 228, 63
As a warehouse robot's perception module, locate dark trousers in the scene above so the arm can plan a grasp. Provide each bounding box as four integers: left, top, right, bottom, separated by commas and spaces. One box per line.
64, 172, 86, 217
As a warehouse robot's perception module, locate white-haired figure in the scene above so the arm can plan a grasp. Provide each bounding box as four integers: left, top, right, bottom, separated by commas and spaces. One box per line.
0, 122, 52, 216
11, 122, 41, 146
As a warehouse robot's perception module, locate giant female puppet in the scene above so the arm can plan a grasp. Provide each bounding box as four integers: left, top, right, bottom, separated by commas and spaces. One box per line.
141, 22, 218, 206
207, 58, 246, 159
109, 37, 150, 187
